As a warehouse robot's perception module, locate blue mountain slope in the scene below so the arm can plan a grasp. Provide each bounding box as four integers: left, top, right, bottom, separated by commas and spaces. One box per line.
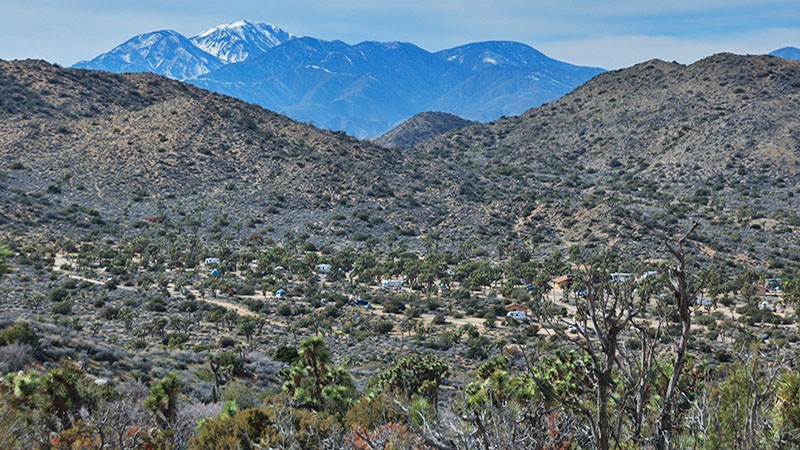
770, 47, 800, 61
73, 30, 223, 80
73, 22, 606, 137
432, 42, 605, 121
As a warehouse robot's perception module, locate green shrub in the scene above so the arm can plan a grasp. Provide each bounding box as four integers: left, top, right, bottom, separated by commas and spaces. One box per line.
100, 306, 119, 320
179, 301, 198, 312
273, 346, 299, 364
374, 321, 394, 334
219, 336, 237, 348
164, 333, 190, 348
146, 299, 167, 312
52, 301, 72, 315
0, 322, 39, 349
276, 304, 293, 316
383, 299, 406, 314
237, 285, 256, 296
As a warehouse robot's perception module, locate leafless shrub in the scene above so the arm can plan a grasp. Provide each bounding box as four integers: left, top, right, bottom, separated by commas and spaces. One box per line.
172, 401, 222, 450
0, 344, 33, 373
80, 381, 157, 450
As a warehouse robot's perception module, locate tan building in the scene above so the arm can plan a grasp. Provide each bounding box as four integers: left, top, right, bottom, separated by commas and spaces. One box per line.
551, 274, 575, 290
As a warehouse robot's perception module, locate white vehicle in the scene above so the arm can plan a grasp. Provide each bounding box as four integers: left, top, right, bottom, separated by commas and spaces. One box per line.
507, 311, 527, 320
381, 279, 405, 291
567, 323, 586, 334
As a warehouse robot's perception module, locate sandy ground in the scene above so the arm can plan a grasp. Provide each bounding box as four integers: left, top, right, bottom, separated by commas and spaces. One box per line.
53, 253, 259, 318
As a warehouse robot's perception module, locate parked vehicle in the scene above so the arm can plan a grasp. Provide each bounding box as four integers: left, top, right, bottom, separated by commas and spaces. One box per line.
507, 310, 527, 320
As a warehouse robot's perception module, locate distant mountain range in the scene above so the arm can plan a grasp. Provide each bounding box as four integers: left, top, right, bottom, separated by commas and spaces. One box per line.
73, 20, 605, 137
771, 47, 800, 60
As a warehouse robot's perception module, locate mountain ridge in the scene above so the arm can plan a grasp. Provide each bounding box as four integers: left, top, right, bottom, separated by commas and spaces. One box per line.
0, 58, 514, 251
771, 46, 800, 60
411, 53, 800, 263
7, 53, 799, 267
72, 21, 604, 137
190, 20, 294, 63
73, 30, 224, 80
373, 112, 477, 149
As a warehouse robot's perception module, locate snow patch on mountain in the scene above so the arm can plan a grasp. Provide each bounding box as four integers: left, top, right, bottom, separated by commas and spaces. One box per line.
74, 23, 606, 137
73, 30, 223, 80
191, 20, 293, 63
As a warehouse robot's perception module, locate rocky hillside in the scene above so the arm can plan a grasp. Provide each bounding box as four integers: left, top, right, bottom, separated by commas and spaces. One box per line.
0, 59, 520, 250
373, 112, 476, 149
2, 54, 799, 269
414, 53, 800, 267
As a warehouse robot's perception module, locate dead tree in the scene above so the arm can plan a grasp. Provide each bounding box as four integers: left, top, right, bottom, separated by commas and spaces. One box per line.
655, 222, 698, 449
536, 252, 648, 450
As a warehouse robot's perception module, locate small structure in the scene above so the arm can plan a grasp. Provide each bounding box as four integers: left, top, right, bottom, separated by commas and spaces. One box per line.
381, 279, 405, 291
505, 303, 532, 316
275, 288, 286, 298
567, 323, 586, 334
210, 268, 221, 277
507, 310, 527, 320
759, 300, 773, 311
637, 271, 659, 282
696, 297, 714, 308
205, 257, 220, 265
551, 274, 575, 290
766, 278, 782, 292
610, 272, 633, 283
315, 264, 332, 274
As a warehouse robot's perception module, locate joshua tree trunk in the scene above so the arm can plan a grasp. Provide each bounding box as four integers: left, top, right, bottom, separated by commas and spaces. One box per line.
656, 222, 698, 449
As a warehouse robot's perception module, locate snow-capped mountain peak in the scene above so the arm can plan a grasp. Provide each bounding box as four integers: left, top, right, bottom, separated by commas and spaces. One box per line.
73, 29, 223, 81
195, 20, 250, 38
191, 20, 294, 63
73, 22, 605, 137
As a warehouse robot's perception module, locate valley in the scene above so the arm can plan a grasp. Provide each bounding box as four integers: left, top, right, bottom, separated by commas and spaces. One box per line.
0, 50, 799, 449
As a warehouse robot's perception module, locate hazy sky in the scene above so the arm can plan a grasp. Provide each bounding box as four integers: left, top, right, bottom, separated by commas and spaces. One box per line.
1, 0, 798, 69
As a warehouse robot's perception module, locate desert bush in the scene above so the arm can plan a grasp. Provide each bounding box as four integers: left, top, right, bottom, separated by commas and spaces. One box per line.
273, 346, 299, 364
52, 301, 73, 315
0, 343, 33, 373
100, 306, 119, 320
179, 301, 198, 312
49, 287, 70, 302
466, 335, 491, 360
165, 333, 190, 348
237, 285, 256, 296
146, 299, 167, 312
383, 299, 406, 314
219, 336, 237, 348
374, 321, 394, 334
173, 401, 222, 450
0, 322, 39, 349
276, 304, 293, 316
221, 381, 260, 409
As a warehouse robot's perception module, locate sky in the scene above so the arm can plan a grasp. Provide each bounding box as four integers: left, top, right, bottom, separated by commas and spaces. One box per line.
0, 0, 798, 69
